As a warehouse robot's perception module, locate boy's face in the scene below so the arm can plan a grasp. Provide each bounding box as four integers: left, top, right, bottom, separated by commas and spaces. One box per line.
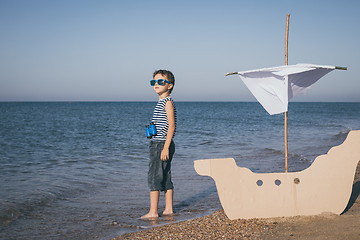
153, 74, 173, 96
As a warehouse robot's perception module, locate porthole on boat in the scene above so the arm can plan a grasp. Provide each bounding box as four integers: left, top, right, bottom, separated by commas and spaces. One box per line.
294, 178, 300, 184
275, 179, 281, 186
256, 180, 263, 186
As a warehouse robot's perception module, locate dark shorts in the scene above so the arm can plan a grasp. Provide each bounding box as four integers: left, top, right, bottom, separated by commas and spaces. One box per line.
148, 140, 175, 192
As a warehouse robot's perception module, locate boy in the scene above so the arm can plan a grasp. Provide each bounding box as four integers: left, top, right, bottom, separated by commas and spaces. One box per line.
141, 70, 177, 219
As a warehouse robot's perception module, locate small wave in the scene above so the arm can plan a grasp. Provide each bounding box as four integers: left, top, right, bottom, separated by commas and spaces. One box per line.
115, 223, 143, 229
0, 182, 97, 227
0, 202, 21, 227
288, 153, 312, 171
0, 192, 57, 227
173, 186, 217, 212
288, 152, 310, 162
198, 140, 214, 146
333, 128, 351, 142
263, 148, 283, 155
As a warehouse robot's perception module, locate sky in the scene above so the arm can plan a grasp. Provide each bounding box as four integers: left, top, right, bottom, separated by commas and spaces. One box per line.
1, 0, 359, 102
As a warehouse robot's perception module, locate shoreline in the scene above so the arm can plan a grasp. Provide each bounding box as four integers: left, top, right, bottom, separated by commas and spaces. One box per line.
115, 210, 271, 239
114, 163, 360, 239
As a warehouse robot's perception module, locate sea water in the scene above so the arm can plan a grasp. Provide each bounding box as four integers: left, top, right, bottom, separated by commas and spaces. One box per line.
0, 102, 359, 239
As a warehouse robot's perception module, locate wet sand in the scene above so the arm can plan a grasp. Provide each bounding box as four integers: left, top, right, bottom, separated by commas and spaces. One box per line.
114, 163, 360, 239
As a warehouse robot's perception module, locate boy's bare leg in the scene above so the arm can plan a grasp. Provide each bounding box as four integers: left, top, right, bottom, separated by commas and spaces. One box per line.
141, 191, 160, 218
163, 189, 173, 215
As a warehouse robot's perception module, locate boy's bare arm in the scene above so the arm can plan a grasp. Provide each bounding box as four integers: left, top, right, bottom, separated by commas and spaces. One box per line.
161, 100, 175, 161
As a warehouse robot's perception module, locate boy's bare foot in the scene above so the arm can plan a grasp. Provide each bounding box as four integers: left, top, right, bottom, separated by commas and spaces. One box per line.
140, 213, 159, 219
162, 211, 173, 216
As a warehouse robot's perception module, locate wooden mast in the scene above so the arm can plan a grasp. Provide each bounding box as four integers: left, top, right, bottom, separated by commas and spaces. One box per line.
284, 13, 290, 173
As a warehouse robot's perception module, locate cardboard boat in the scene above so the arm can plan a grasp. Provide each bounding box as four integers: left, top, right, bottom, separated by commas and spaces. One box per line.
194, 130, 360, 219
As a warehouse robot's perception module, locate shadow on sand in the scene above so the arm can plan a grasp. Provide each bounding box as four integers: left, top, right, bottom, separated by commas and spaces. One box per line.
342, 181, 360, 214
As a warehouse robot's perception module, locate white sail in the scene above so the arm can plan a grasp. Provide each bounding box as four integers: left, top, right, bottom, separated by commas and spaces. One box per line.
235, 64, 335, 115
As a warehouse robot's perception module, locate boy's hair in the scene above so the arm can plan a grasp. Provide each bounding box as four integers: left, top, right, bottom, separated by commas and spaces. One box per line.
153, 69, 175, 94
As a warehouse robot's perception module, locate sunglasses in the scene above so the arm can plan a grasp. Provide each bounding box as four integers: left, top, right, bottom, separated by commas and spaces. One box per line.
150, 79, 172, 86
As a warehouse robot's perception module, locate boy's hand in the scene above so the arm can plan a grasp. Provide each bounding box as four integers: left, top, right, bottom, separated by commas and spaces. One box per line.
161, 148, 169, 161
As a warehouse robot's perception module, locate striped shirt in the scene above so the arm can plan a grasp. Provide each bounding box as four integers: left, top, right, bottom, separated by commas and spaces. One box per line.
151, 96, 177, 141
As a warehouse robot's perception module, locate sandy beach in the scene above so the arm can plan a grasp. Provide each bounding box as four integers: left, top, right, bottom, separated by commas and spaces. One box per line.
114, 162, 360, 240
